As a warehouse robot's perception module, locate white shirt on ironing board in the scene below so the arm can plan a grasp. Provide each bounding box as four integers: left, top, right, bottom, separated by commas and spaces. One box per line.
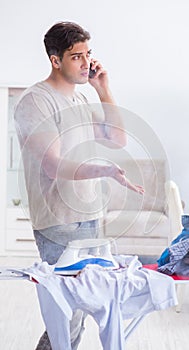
25, 255, 177, 350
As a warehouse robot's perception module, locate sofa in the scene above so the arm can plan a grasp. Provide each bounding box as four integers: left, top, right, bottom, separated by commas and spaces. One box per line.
100, 159, 183, 256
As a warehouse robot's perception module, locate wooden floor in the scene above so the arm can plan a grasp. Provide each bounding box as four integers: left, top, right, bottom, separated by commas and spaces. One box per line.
0, 256, 189, 350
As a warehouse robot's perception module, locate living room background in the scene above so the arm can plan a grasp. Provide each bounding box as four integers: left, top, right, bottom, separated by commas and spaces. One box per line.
1, 0, 189, 210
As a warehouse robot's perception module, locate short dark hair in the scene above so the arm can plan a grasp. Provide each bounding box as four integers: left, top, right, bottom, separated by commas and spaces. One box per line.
44, 21, 91, 59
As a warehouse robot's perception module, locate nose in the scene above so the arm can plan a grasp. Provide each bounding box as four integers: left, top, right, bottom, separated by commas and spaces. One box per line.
81, 56, 90, 68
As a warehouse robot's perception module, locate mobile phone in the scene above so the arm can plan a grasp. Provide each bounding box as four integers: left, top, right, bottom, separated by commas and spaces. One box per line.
89, 63, 96, 79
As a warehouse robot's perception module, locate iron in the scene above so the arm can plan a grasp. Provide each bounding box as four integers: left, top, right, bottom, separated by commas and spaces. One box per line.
54, 238, 119, 275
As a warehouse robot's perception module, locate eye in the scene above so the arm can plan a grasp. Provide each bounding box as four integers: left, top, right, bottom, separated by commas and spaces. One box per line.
72, 55, 81, 60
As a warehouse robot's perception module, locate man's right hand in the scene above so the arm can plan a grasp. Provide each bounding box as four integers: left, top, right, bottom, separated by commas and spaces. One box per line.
107, 164, 145, 194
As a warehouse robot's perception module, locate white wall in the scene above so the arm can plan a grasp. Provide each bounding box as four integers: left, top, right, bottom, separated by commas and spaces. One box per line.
1, 0, 189, 210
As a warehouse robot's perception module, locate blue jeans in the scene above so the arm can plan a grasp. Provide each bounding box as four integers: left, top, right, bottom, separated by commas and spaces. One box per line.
182, 215, 189, 231
34, 220, 99, 350
33, 220, 99, 264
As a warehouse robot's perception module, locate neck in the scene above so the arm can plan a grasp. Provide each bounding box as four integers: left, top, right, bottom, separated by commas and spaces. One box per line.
45, 71, 75, 98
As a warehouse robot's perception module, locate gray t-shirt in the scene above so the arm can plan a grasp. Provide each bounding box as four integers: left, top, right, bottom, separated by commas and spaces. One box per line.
14, 81, 103, 230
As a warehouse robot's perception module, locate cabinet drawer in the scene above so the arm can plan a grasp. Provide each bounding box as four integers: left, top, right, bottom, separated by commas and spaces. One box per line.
6, 229, 37, 252
6, 208, 31, 230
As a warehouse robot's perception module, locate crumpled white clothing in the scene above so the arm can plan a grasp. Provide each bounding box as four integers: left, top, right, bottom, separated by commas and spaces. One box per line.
24, 255, 177, 350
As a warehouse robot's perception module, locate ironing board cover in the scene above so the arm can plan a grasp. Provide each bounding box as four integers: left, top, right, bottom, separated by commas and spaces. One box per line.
143, 263, 189, 281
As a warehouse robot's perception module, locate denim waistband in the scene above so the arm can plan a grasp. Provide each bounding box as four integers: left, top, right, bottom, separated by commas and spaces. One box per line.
33, 219, 99, 246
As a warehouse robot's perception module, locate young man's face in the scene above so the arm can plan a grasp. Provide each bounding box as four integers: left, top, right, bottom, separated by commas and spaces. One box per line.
58, 41, 92, 85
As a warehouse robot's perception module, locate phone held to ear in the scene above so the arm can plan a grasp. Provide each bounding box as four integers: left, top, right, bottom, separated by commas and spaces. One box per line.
89, 63, 96, 79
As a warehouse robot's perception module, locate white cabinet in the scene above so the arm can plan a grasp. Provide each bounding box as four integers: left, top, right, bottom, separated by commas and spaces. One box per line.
6, 208, 39, 256
0, 87, 39, 257
7, 88, 29, 208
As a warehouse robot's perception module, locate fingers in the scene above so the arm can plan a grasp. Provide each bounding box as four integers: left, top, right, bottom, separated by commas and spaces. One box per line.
108, 165, 145, 195
123, 177, 145, 195
134, 185, 145, 195
90, 59, 106, 78
90, 59, 102, 70
132, 185, 144, 194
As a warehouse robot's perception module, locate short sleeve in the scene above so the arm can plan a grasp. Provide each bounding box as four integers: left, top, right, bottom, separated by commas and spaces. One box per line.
14, 92, 58, 145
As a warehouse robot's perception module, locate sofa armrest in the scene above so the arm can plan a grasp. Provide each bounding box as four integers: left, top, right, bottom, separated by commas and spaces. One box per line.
165, 180, 183, 243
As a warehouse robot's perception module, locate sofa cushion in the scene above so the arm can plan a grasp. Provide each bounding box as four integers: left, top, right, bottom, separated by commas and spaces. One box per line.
103, 210, 170, 238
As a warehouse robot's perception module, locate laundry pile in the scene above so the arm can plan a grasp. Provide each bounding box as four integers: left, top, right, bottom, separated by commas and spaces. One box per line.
157, 214, 189, 276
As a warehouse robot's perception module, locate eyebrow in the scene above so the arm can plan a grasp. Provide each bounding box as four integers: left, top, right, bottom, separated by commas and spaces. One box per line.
69, 49, 92, 56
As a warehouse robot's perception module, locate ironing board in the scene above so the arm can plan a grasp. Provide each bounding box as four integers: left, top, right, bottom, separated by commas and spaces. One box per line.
143, 263, 189, 313
0, 264, 146, 343
143, 263, 189, 281
0, 258, 179, 350
123, 263, 189, 341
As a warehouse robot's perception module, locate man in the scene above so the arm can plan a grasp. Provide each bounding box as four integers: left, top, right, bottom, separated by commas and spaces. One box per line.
14, 21, 144, 350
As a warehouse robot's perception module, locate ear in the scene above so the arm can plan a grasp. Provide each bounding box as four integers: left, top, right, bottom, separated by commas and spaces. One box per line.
50, 55, 61, 69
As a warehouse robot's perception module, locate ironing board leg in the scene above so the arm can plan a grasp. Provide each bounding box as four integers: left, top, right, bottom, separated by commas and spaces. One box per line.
175, 283, 187, 313
124, 314, 146, 342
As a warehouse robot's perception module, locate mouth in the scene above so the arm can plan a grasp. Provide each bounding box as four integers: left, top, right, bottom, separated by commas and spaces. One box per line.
81, 71, 89, 77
